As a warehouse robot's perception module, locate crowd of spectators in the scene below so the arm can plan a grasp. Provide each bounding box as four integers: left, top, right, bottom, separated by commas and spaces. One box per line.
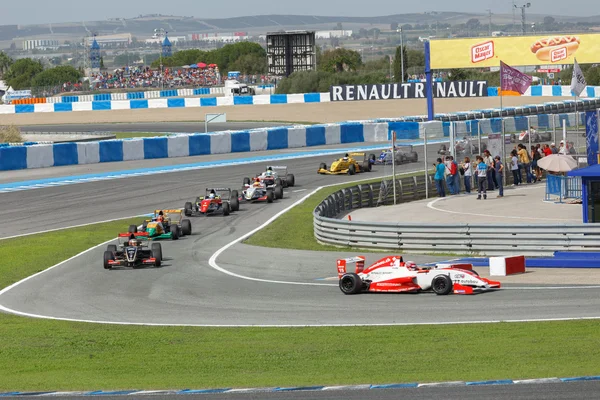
87, 65, 222, 91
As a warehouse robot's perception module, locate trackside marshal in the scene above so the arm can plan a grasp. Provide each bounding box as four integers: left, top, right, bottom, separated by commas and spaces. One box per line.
330, 81, 488, 101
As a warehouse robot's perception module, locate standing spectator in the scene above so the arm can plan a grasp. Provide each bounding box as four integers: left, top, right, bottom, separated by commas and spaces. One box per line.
531, 145, 542, 182
475, 156, 488, 200
434, 158, 446, 197
517, 144, 533, 184
462, 156, 472, 194
494, 155, 504, 198
550, 142, 559, 154
510, 149, 520, 185
452, 156, 461, 194
445, 156, 458, 195
558, 140, 568, 155
543, 144, 553, 157
482, 150, 496, 190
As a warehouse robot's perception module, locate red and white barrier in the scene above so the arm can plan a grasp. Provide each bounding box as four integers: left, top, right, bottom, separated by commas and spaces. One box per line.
489, 256, 526, 276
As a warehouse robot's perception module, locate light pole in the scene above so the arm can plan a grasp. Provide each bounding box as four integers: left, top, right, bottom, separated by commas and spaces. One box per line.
514, 3, 531, 35
154, 28, 166, 89
397, 28, 405, 83
486, 9, 493, 36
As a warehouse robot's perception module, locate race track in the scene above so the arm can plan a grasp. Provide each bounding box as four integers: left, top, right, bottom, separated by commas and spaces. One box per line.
1, 143, 600, 326
19, 121, 290, 134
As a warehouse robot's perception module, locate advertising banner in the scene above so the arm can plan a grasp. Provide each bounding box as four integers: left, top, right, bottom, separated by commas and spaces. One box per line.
586, 110, 599, 166
330, 81, 488, 101
430, 34, 600, 69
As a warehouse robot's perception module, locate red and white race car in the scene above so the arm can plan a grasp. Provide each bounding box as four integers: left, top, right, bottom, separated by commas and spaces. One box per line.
337, 256, 500, 295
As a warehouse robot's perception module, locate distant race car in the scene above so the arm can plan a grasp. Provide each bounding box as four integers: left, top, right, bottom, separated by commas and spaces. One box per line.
510, 128, 552, 143
369, 145, 419, 165
240, 177, 283, 203
438, 139, 488, 157
103, 233, 162, 269
133, 209, 192, 240
337, 255, 501, 295
250, 166, 296, 188
318, 152, 372, 175
184, 188, 240, 217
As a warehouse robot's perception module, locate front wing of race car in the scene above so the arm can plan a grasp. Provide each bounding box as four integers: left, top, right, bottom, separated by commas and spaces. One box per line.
318, 168, 350, 175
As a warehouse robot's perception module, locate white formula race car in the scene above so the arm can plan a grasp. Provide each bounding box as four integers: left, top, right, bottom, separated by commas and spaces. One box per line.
337, 256, 501, 295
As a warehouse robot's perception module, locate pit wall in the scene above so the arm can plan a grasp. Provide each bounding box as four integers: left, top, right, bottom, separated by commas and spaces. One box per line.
0, 107, 586, 171
1, 85, 599, 115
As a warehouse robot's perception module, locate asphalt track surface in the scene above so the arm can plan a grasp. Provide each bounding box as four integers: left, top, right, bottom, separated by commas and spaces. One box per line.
4, 381, 600, 399
1, 143, 600, 326
1, 141, 599, 398
19, 122, 290, 134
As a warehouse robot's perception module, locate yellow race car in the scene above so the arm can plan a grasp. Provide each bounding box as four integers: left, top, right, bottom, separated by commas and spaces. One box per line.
318, 152, 372, 175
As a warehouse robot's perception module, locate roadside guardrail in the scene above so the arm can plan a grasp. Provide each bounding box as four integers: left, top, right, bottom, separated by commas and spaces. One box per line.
313, 176, 600, 256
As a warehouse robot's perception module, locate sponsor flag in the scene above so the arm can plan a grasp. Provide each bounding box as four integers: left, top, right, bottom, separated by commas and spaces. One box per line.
571, 58, 587, 97
500, 61, 532, 95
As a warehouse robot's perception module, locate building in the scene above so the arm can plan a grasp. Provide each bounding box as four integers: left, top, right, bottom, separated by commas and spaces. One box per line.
315, 30, 353, 39
188, 32, 248, 42
145, 36, 186, 44
85, 33, 132, 47
23, 39, 60, 50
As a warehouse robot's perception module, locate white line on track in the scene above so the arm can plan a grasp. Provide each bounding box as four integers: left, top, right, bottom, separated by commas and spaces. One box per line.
0, 214, 151, 241
426, 187, 579, 222
1, 172, 600, 327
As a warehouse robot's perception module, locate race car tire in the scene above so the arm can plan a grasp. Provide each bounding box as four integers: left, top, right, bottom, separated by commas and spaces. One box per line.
181, 219, 192, 236
339, 273, 363, 295
348, 163, 356, 175
276, 177, 283, 188
184, 202, 193, 217
151, 243, 163, 261
141, 220, 148, 232
411, 154, 419, 162
107, 244, 117, 254
171, 226, 179, 240
128, 224, 138, 233
223, 202, 231, 216
319, 163, 327, 173
362, 160, 371, 172
432, 275, 453, 295
274, 185, 284, 200
230, 197, 240, 212
243, 177, 250, 186
266, 189, 274, 203
153, 251, 162, 267
369, 154, 376, 163
103, 251, 114, 270
286, 174, 295, 187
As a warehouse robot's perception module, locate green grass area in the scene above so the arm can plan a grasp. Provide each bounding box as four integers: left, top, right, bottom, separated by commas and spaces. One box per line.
244, 173, 426, 251
0, 205, 599, 391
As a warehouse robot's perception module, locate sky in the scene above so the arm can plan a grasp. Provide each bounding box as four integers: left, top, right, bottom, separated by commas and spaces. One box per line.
1, 0, 596, 25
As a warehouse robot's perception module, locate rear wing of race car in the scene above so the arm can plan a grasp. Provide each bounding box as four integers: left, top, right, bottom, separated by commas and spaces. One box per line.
349, 152, 366, 161
266, 165, 288, 174
118, 232, 149, 243
337, 256, 366, 279
154, 209, 184, 223
206, 187, 232, 200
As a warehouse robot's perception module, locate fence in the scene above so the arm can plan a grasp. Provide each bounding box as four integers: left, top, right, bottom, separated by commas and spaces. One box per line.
313, 175, 600, 256
545, 175, 583, 202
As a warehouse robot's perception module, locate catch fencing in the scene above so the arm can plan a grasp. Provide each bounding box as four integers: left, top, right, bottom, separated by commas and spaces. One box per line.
313, 175, 600, 256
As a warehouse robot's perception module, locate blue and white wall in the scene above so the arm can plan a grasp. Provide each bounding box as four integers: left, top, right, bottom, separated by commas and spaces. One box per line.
2, 86, 600, 115
0, 106, 590, 171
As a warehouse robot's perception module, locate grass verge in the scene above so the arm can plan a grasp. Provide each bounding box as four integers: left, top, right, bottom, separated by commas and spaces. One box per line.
0, 214, 599, 391
244, 174, 420, 251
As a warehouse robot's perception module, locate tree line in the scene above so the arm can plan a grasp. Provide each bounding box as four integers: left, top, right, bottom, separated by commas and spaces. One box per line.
0, 52, 82, 92
149, 42, 267, 75
276, 46, 425, 94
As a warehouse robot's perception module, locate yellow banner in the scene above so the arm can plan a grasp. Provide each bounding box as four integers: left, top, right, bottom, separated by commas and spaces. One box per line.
430, 34, 600, 69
